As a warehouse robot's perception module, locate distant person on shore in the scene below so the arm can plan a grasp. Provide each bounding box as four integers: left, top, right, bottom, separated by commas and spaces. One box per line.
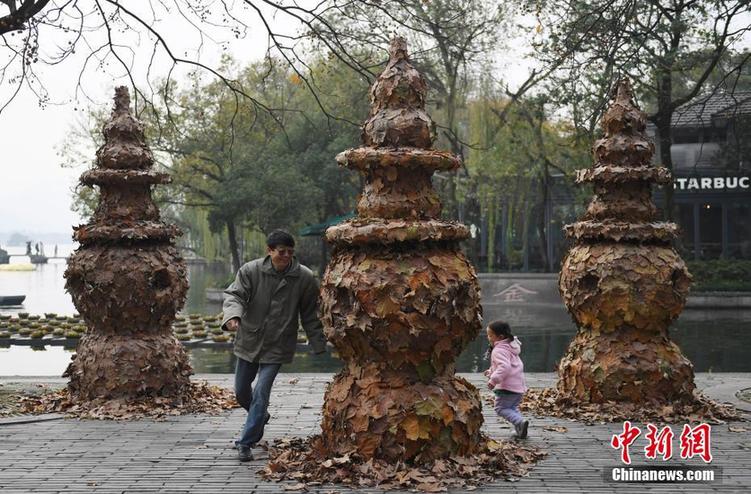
484, 320, 529, 439
54, 245, 58, 257
222, 229, 327, 462
26, 241, 32, 256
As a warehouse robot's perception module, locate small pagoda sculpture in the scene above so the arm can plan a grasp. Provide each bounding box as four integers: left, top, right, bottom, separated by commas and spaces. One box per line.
64, 87, 192, 404
557, 79, 695, 404
318, 38, 483, 462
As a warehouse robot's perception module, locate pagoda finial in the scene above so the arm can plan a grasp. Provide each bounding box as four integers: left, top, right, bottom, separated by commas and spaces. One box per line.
97, 87, 153, 170
362, 37, 433, 148
598, 78, 649, 149
388, 36, 409, 62
113, 86, 131, 113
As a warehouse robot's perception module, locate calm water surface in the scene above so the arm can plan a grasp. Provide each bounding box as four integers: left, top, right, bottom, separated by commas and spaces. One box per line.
1, 245, 749, 375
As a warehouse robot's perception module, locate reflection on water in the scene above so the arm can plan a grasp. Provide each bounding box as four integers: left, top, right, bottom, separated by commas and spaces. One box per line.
188, 310, 751, 374
1, 245, 750, 375
2, 313, 750, 376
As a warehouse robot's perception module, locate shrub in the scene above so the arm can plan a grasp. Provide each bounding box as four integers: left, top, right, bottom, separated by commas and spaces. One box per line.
687, 260, 751, 292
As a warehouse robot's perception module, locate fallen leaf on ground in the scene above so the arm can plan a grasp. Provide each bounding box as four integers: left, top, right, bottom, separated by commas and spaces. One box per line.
521, 387, 744, 425
17, 381, 238, 420
261, 435, 546, 492
542, 425, 568, 433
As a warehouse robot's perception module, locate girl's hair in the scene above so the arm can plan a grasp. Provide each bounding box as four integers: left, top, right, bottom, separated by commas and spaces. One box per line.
487, 320, 513, 340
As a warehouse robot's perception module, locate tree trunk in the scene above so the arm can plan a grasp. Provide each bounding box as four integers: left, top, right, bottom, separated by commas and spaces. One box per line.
521, 192, 530, 272
537, 170, 550, 272
486, 196, 496, 273
227, 220, 241, 273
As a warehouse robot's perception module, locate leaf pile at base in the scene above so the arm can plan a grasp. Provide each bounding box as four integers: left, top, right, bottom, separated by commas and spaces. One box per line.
521, 387, 745, 425
261, 435, 546, 492
18, 381, 237, 420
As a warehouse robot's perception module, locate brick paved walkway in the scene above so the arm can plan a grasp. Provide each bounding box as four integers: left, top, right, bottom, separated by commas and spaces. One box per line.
0, 373, 749, 493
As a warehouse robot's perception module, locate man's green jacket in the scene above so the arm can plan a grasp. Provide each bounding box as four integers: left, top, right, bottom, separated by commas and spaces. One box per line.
221, 256, 327, 364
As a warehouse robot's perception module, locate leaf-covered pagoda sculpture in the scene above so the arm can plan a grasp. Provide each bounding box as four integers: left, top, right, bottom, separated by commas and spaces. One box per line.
64, 87, 193, 406
557, 79, 695, 404
318, 37, 484, 462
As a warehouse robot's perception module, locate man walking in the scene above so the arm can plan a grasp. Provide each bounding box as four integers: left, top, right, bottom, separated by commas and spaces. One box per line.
222, 230, 327, 462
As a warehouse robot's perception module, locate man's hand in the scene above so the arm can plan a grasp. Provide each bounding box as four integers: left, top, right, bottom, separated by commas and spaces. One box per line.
225, 317, 240, 332
487, 382, 495, 390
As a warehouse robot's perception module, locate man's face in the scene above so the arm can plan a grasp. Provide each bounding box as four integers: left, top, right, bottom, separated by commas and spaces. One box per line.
268, 244, 294, 271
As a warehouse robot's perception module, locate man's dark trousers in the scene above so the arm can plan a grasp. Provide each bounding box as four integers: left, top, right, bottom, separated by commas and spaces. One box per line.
235, 357, 281, 447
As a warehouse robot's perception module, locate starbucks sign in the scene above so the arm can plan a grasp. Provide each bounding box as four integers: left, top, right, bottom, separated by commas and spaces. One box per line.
674, 176, 750, 191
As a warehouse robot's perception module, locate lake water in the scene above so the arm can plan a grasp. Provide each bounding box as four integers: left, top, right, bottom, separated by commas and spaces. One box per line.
0, 244, 227, 316
1, 245, 750, 376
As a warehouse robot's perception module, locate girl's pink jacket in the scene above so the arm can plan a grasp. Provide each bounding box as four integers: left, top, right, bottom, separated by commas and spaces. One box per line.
486, 337, 527, 393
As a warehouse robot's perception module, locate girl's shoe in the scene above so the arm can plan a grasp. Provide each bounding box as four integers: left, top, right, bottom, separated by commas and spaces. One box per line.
515, 420, 529, 439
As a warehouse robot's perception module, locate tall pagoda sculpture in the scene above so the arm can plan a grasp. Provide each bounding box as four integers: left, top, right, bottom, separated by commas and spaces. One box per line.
557, 79, 695, 404
317, 38, 484, 462
64, 87, 193, 404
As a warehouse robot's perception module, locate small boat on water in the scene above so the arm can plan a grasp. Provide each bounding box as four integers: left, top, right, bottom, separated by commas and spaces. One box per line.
0, 295, 25, 306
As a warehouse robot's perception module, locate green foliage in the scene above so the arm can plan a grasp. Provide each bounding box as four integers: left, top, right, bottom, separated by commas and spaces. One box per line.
63, 55, 369, 267
713, 115, 751, 172
687, 260, 751, 292
534, 0, 751, 134
464, 80, 589, 271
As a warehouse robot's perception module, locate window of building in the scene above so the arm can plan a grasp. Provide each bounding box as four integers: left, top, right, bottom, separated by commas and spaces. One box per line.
727, 201, 751, 259
677, 203, 695, 259
699, 202, 723, 259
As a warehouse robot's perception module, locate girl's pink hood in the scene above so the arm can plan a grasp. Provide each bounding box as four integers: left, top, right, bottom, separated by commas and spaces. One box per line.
486, 337, 527, 393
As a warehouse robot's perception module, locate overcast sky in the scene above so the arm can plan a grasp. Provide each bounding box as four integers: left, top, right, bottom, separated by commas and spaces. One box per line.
0, 3, 536, 238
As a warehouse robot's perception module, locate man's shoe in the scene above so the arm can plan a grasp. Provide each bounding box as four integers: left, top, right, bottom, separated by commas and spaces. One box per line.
238, 445, 253, 462
517, 420, 529, 440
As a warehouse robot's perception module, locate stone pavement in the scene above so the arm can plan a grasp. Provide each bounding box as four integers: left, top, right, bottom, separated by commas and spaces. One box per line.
0, 373, 749, 494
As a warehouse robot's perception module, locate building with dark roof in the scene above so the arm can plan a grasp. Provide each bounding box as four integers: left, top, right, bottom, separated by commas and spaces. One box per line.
653, 91, 751, 260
